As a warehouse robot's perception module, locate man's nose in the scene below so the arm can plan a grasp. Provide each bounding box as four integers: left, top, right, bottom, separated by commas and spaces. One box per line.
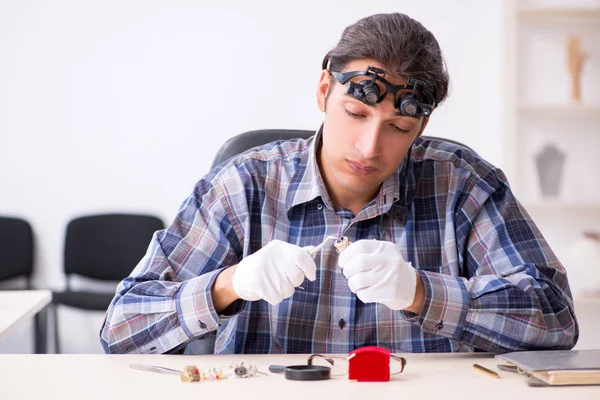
354, 122, 382, 159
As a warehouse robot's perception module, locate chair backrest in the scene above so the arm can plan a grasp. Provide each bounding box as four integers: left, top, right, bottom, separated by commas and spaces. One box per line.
211, 129, 474, 169
211, 129, 315, 170
64, 213, 164, 281
0, 217, 34, 284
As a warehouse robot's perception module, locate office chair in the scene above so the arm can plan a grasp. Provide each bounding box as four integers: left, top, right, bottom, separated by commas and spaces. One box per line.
0, 216, 48, 353
52, 213, 164, 353
0, 217, 34, 286
211, 129, 474, 169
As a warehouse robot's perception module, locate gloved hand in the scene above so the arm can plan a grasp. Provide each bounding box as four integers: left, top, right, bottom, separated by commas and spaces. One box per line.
232, 240, 317, 305
338, 239, 417, 310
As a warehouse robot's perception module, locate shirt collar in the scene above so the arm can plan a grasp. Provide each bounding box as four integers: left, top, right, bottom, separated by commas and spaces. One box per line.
285, 125, 331, 214
285, 125, 413, 220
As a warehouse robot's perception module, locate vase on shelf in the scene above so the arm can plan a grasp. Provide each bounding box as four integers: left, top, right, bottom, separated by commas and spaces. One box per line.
534, 143, 566, 197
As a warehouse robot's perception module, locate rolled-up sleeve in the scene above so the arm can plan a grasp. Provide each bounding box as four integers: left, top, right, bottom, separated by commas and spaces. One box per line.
100, 175, 246, 354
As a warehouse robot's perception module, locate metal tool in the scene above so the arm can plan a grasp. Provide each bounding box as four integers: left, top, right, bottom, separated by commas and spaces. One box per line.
129, 363, 181, 375
297, 236, 349, 291
307, 236, 338, 258
496, 363, 549, 387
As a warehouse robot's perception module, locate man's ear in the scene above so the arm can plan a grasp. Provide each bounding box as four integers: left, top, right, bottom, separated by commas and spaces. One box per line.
316, 70, 331, 113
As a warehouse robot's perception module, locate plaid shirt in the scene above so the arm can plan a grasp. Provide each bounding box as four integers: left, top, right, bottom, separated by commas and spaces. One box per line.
100, 129, 578, 354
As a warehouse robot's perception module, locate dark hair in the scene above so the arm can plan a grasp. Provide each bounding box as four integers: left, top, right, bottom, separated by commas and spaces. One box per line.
322, 13, 450, 105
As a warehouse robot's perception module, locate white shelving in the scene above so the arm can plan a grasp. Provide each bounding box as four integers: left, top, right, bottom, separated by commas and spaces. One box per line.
523, 199, 600, 210
518, 8, 600, 21
518, 104, 600, 118
504, 0, 600, 207
503, 0, 600, 269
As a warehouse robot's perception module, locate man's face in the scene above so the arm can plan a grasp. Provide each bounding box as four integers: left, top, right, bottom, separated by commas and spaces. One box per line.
316, 59, 428, 205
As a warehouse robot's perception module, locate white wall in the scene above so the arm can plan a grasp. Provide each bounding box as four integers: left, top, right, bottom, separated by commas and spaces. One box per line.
0, 0, 505, 353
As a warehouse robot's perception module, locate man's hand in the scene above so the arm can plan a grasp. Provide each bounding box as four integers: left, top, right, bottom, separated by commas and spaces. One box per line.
232, 240, 317, 305
338, 239, 421, 311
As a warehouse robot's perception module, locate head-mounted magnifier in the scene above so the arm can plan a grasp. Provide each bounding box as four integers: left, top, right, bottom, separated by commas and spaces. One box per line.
329, 65, 436, 118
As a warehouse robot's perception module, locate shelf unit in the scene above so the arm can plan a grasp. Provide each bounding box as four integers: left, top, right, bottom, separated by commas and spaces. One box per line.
518, 104, 600, 118
517, 8, 600, 21
503, 0, 600, 264
522, 200, 600, 210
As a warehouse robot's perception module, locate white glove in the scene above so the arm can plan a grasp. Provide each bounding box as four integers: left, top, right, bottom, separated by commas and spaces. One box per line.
232, 240, 317, 305
338, 239, 417, 310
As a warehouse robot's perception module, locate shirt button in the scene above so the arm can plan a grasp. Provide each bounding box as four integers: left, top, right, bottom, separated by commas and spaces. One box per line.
199, 322, 207, 329
435, 322, 444, 331
317, 204, 323, 210
338, 319, 346, 329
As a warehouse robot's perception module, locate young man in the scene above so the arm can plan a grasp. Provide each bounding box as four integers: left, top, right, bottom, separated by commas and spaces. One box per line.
100, 13, 578, 354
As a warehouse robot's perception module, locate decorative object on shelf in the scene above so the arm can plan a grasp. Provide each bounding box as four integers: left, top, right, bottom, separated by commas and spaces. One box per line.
534, 143, 566, 197
566, 35, 587, 103
567, 231, 600, 299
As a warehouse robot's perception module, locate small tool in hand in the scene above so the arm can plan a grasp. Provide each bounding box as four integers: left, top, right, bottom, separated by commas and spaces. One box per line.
307, 236, 338, 258
297, 236, 347, 291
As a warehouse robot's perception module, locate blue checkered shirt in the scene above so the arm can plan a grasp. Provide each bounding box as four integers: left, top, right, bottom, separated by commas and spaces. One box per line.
100, 130, 578, 354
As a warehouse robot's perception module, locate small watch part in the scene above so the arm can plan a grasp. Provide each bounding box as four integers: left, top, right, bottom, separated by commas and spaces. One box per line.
333, 236, 351, 254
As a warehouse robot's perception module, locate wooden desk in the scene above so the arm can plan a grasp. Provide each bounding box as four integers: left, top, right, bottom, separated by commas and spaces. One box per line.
0, 353, 598, 399
0, 290, 52, 353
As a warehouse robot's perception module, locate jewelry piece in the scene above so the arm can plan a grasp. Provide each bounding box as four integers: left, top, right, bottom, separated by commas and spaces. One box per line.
229, 361, 268, 378
333, 236, 351, 254
200, 367, 226, 381
131, 362, 245, 383
180, 365, 200, 382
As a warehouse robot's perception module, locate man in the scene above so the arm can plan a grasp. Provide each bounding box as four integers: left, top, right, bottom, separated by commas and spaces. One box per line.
100, 13, 578, 354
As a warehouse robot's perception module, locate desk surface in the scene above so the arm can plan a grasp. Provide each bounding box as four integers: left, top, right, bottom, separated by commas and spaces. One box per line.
0, 290, 52, 341
0, 353, 598, 399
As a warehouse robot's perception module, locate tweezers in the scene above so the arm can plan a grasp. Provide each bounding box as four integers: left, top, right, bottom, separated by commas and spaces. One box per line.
129, 363, 181, 375
307, 236, 351, 258
307, 236, 338, 257
297, 236, 349, 290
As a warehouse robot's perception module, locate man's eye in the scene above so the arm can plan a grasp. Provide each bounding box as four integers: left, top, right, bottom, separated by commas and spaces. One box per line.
345, 109, 364, 118
390, 123, 410, 133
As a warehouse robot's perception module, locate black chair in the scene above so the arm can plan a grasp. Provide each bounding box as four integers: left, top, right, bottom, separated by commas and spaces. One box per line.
211, 129, 474, 169
211, 129, 315, 169
0, 217, 34, 287
186, 129, 475, 354
0, 216, 48, 353
52, 213, 164, 353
